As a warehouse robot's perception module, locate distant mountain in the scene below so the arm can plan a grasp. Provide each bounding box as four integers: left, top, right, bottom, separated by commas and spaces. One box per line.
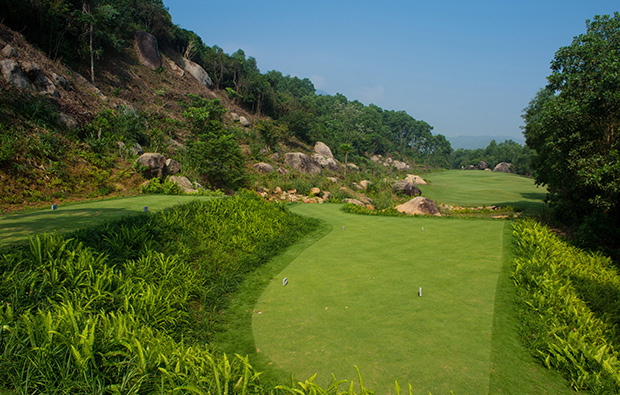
448, 135, 526, 150
315, 89, 331, 96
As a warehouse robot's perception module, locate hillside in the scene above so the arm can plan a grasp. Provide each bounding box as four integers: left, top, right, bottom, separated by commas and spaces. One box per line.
0, 9, 453, 214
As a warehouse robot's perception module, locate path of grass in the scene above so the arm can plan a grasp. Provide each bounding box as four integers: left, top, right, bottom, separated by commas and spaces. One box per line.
422, 170, 547, 216
249, 204, 574, 394
0, 195, 215, 245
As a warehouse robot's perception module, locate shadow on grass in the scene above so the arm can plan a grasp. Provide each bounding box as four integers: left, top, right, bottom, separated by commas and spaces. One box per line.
0, 207, 150, 246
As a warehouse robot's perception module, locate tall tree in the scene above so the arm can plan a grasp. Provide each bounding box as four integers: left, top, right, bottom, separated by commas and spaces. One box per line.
523, 13, 620, 255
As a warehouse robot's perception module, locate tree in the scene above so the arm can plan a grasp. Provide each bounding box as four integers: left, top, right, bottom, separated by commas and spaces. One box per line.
523, 13, 620, 255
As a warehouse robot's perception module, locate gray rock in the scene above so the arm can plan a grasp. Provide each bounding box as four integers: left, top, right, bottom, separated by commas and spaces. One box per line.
1, 59, 30, 89
183, 58, 213, 87
57, 113, 78, 130
231, 112, 240, 121
347, 163, 359, 171
405, 174, 427, 185
345, 198, 365, 206
2, 44, 17, 57
277, 167, 289, 175
21, 62, 59, 97
359, 180, 372, 189
51, 72, 70, 90
392, 160, 410, 171
392, 180, 422, 197
136, 153, 166, 178
322, 191, 332, 200
477, 160, 489, 170
270, 152, 280, 161
284, 152, 322, 174
134, 31, 162, 70
239, 116, 250, 127
168, 175, 196, 193
327, 177, 338, 183
253, 162, 274, 173
314, 141, 334, 158
164, 158, 181, 175
311, 153, 340, 172
464, 165, 476, 170
395, 197, 441, 216
493, 162, 512, 173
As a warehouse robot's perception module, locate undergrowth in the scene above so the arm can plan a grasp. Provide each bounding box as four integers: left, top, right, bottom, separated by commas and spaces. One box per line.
513, 220, 620, 393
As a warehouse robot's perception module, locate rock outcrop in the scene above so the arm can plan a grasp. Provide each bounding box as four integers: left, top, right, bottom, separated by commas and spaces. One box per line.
165, 159, 181, 175
168, 175, 196, 193
134, 31, 162, 70
1, 58, 31, 90
395, 197, 441, 216
311, 153, 340, 172
314, 141, 334, 158
183, 58, 213, 87
253, 162, 275, 173
493, 162, 512, 173
405, 174, 427, 185
136, 153, 166, 178
285, 152, 322, 174
392, 180, 422, 197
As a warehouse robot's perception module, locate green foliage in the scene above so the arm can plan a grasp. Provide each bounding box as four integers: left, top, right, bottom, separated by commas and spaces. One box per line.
0, 194, 320, 393
183, 98, 247, 190
523, 13, 620, 255
513, 220, 620, 392
140, 177, 185, 195
450, 139, 534, 175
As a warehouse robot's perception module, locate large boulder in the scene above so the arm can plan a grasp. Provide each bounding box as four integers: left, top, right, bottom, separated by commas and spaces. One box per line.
392, 160, 410, 171
311, 153, 340, 172
1, 59, 30, 89
134, 31, 162, 70
405, 174, 427, 185
314, 141, 334, 159
392, 180, 422, 197
396, 197, 441, 216
253, 162, 274, 173
493, 162, 512, 173
164, 158, 181, 175
477, 160, 489, 170
136, 153, 166, 178
285, 152, 322, 174
21, 62, 59, 97
183, 58, 213, 87
168, 175, 196, 193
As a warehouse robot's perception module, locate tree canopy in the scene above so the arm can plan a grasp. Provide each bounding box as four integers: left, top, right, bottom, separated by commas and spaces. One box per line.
523, 13, 620, 256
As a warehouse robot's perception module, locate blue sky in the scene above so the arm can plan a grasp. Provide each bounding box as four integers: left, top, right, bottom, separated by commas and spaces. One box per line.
163, 1, 618, 140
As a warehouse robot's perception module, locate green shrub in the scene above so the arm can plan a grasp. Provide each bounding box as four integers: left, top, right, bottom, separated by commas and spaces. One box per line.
141, 177, 185, 195
0, 194, 321, 393
513, 220, 620, 392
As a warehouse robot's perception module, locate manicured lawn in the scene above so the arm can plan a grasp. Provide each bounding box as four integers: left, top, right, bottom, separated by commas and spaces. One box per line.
421, 170, 547, 216
0, 195, 215, 245
250, 204, 573, 394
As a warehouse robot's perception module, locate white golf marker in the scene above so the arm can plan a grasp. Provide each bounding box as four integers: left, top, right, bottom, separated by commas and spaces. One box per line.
418, 287, 422, 297
283, 277, 288, 286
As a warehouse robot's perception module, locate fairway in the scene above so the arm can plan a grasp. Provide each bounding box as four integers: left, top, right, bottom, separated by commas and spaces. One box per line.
253, 204, 505, 394
0, 195, 215, 245
422, 170, 546, 215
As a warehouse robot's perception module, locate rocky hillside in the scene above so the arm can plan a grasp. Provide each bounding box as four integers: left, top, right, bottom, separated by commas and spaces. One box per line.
0, 22, 428, 214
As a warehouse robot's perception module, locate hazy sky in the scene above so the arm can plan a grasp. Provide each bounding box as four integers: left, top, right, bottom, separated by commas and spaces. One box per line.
163, 1, 618, 140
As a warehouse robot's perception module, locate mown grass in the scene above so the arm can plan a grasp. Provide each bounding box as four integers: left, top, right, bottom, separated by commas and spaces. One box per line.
246, 204, 574, 394
0, 195, 215, 245
422, 170, 547, 216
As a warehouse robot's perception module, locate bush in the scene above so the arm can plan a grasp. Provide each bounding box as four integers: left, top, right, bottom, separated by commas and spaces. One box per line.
141, 177, 185, 195
513, 220, 620, 392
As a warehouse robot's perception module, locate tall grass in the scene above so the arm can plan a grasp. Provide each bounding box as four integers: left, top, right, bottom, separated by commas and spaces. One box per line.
0, 192, 326, 393
513, 220, 620, 393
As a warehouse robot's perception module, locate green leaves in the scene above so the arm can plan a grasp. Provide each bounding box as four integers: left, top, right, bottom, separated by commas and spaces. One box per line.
513, 220, 620, 392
